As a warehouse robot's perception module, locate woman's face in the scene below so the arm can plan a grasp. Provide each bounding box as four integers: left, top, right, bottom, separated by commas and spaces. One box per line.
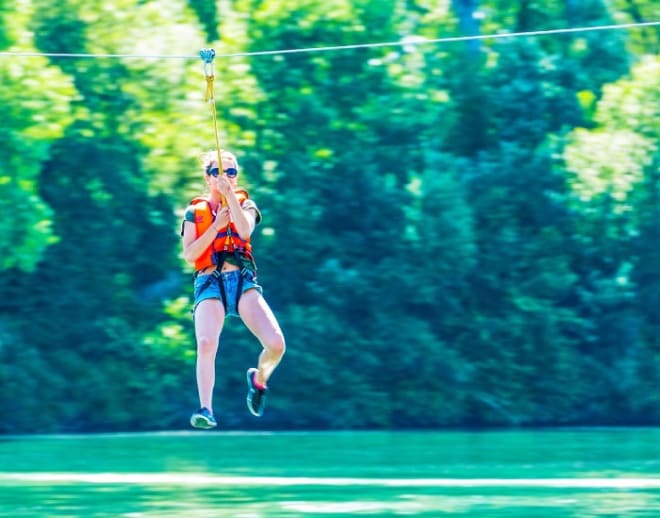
205, 156, 239, 187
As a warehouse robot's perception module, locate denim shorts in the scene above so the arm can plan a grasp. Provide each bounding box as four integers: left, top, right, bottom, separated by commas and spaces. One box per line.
193, 269, 262, 318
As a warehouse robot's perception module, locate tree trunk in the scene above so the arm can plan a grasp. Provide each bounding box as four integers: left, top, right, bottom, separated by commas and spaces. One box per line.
451, 0, 481, 55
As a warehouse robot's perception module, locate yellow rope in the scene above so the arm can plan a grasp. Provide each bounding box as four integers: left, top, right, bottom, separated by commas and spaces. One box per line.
203, 68, 227, 207
205, 75, 224, 169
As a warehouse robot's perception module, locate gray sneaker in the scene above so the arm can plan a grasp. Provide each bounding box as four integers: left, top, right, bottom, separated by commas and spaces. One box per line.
246, 368, 267, 417
190, 407, 217, 429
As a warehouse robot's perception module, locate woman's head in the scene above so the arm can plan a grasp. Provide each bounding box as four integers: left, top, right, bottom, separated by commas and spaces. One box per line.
201, 150, 240, 187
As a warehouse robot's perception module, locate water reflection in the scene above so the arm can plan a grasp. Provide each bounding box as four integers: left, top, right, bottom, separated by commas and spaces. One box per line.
0, 428, 658, 517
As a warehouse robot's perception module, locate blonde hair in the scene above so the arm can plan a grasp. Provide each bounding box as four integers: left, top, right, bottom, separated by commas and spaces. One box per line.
200, 149, 239, 173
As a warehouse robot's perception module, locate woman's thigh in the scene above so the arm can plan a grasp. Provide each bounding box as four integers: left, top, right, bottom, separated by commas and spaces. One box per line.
194, 298, 225, 345
238, 289, 283, 347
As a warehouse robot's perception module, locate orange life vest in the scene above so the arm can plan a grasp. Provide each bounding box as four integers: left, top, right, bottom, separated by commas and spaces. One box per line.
190, 189, 256, 272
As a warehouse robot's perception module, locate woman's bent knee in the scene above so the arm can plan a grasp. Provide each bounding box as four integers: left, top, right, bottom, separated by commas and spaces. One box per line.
265, 333, 286, 357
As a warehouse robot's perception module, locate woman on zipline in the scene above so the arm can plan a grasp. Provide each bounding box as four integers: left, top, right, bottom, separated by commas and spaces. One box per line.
181, 149, 285, 429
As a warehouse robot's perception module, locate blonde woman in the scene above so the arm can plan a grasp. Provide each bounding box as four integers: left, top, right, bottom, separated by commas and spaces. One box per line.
181, 150, 285, 428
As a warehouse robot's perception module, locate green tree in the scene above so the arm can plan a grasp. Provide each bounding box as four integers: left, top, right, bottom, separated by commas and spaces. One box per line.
0, 0, 208, 431
1, 0, 658, 432
563, 56, 660, 421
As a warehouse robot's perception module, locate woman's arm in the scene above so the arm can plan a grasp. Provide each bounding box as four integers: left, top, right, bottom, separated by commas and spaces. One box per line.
181, 207, 229, 264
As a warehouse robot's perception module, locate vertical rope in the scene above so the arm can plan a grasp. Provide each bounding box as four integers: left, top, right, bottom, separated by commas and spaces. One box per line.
200, 48, 227, 207
205, 75, 224, 169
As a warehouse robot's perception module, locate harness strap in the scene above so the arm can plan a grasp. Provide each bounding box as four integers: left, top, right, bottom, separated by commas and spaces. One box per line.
193, 243, 255, 314
236, 270, 245, 311
214, 270, 228, 312
194, 266, 249, 315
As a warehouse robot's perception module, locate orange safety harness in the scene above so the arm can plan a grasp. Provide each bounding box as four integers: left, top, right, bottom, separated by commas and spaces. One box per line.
188, 190, 259, 314
189, 189, 257, 274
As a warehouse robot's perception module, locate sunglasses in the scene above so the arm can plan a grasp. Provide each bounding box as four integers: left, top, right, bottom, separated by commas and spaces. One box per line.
207, 167, 238, 178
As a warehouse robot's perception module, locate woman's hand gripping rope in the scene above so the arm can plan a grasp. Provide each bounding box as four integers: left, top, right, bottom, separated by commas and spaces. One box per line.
213, 205, 230, 232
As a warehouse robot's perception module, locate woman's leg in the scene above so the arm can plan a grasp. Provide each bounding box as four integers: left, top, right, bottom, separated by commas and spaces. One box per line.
194, 298, 225, 410
238, 289, 286, 386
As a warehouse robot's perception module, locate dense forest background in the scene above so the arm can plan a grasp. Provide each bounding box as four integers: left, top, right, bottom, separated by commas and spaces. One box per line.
0, 0, 658, 433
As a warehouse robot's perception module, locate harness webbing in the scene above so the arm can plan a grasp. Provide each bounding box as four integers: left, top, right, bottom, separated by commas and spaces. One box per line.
196, 266, 247, 316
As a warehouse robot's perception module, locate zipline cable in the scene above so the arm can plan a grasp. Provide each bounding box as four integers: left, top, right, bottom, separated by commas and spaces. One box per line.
0, 21, 658, 60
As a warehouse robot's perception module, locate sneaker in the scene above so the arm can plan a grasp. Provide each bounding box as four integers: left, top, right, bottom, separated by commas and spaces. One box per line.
190, 407, 217, 429
246, 368, 267, 417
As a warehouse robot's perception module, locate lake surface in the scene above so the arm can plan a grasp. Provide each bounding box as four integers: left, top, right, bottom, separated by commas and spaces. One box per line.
0, 428, 658, 517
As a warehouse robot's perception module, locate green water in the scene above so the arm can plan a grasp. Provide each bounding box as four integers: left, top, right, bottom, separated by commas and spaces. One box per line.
0, 428, 658, 517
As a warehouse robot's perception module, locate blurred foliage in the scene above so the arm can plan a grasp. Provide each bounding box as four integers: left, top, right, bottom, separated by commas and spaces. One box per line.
0, 3, 75, 272
0, 0, 658, 432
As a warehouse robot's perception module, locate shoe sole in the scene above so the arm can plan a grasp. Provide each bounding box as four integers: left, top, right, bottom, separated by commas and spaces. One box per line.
190, 415, 217, 429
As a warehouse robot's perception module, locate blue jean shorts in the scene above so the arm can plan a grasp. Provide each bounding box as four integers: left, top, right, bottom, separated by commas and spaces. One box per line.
193, 269, 262, 318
